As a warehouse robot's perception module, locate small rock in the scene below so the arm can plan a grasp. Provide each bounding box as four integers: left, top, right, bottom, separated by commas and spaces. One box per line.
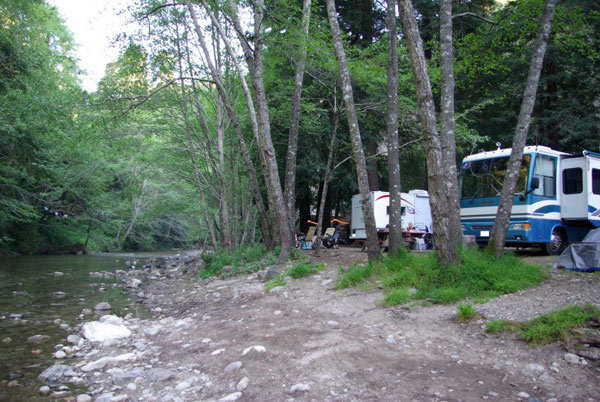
564, 353, 581, 364
218, 392, 242, 401
143, 326, 160, 336
53, 271, 65, 277
274, 310, 282, 315
290, 383, 310, 394
517, 392, 530, 399
212, 348, 225, 356
222, 265, 233, 273
201, 338, 212, 343
8, 380, 20, 387
28, 334, 50, 344
49, 391, 68, 398
38, 364, 76, 382
527, 398, 541, 402
111, 395, 128, 402
39, 385, 51, 396
126, 383, 137, 391
2, 337, 11, 343
147, 368, 175, 382
488, 391, 499, 397
53, 350, 67, 359
175, 381, 191, 390
242, 345, 266, 355
327, 320, 339, 326
224, 361, 243, 373
236, 377, 249, 391
522, 363, 544, 378
67, 334, 81, 345
94, 302, 112, 311
53, 291, 66, 298
76, 395, 92, 402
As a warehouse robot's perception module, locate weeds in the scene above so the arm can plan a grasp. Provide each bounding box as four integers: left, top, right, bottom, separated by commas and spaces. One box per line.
265, 276, 286, 292
336, 248, 546, 306
288, 263, 325, 279
521, 305, 600, 345
198, 245, 278, 279
485, 320, 513, 333
457, 304, 477, 322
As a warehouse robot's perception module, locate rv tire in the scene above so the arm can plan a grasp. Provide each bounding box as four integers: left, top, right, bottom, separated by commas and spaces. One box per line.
545, 228, 566, 255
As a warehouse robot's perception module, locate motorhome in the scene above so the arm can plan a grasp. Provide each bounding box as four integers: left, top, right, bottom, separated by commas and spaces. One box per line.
459, 145, 600, 254
350, 190, 433, 242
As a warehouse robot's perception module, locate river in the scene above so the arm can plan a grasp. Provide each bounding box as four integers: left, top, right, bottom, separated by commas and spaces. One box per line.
0, 252, 171, 401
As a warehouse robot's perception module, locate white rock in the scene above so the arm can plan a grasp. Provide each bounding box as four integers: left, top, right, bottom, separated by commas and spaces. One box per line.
219, 392, 242, 401
290, 383, 310, 394
274, 310, 282, 315
94, 302, 111, 311
242, 345, 266, 355
76, 395, 92, 402
99, 315, 124, 325
224, 361, 242, 373
201, 338, 212, 343
81, 356, 117, 372
522, 363, 544, 378
67, 335, 81, 345
82, 320, 131, 343
54, 350, 67, 359
175, 381, 191, 391
126, 383, 137, 391
39, 386, 51, 396
327, 320, 339, 326
211, 348, 225, 356
564, 353, 581, 364
236, 377, 249, 391
517, 392, 530, 398
143, 326, 161, 336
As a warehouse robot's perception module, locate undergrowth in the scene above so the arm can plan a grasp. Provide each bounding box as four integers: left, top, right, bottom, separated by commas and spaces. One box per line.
485, 305, 600, 346
288, 262, 325, 279
265, 276, 286, 292
457, 304, 477, 322
198, 244, 279, 279
336, 247, 546, 306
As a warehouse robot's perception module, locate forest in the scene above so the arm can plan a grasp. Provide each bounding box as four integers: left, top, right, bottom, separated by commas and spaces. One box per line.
1, 0, 598, 259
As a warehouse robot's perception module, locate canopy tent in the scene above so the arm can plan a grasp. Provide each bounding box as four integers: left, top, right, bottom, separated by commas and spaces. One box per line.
556, 228, 600, 272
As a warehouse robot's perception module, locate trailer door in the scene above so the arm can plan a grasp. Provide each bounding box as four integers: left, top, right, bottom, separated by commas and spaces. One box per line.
561, 157, 588, 220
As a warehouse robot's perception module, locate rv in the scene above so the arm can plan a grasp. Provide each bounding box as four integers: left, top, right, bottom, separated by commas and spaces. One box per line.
350, 190, 433, 242
459, 146, 600, 254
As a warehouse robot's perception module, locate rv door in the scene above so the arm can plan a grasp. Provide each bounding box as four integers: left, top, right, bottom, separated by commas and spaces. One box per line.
561, 157, 588, 220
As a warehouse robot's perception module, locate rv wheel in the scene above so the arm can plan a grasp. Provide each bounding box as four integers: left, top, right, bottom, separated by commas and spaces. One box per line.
545, 228, 566, 255
424, 233, 434, 249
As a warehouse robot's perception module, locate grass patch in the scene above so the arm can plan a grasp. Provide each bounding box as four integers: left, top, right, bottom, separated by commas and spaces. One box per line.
336, 247, 546, 306
198, 244, 279, 279
288, 262, 325, 279
265, 276, 286, 292
521, 304, 600, 345
485, 320, 512, 333
457, 304, 477, 322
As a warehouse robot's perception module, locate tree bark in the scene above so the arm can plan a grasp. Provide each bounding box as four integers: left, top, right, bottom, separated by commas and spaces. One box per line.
386, 0, 403, 255
314, 103, 340, 257
398, 0, 458, 266
439, 0, 462, 253
325, 0, 381, 261
284, 0, 312, 229
490, 0, 557, 258
186, 1, 275, 250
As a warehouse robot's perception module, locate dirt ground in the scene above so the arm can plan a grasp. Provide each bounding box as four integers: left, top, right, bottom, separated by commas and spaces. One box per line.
129, 247, 599, 401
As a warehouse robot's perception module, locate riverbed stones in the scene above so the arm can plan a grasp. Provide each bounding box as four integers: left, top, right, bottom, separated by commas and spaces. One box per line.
38, 364, 76, 382
76, 394, 92, 402
53, 350, 67, 359
39, 385, 51, 396
522, 363, 544, 378
28, 334, 50, 343
236, 377, 249, 391
147, 368, 176, 382
219, 392, 242, 401
224, 361, 242, 373
67, 334, 81, 345
94, 302, 112, 311
290, 383, 311, 394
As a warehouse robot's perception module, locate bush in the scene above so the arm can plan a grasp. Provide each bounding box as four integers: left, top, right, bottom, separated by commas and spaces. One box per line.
336, 247, 546, 306
288, 262, 324, 279
457, 304, 477, 322
485, 320, 511, 333
198, 244, 276, 279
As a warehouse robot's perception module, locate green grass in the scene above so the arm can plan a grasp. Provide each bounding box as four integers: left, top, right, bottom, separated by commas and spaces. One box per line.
336, 247, 546, 306
265, 276, 286, 292
485, 320, 513, 333
457, 304, 477, 322
521, 305, 600, 345
198, 244, 279, 279
287, 262, 325, 279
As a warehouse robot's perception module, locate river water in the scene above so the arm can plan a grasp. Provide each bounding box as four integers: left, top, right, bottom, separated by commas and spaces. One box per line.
0, 252, 167, 401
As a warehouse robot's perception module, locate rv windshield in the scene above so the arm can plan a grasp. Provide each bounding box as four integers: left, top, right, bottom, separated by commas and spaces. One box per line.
460, 155, 531, 199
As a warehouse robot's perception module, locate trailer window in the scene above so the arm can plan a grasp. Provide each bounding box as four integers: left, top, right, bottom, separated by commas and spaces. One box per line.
459, 155, 530, 199
563, 168, 583, 194
532, 155, 556, 197
593, 169, 600, 195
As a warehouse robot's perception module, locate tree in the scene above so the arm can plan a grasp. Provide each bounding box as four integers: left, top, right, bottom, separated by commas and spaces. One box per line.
398, 0, 459, 266
326, 0, 381, 261
489, 0, 558, 258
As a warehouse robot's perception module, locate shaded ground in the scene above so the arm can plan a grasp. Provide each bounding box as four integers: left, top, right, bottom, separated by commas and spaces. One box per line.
123, 247, 599, 401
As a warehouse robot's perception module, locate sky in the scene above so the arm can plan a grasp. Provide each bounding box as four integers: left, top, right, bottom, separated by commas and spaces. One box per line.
48, 0, 134, 92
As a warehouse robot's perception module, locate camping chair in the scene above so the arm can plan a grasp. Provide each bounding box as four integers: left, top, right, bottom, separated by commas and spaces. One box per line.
302, 226, 317, 249
322, 227, 340, 249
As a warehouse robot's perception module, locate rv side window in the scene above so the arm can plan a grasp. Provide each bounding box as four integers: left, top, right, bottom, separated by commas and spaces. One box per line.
593, 169, 600, 195
532, 155, 556, 197
386, 206, 389, 215
563, 168, 583, 194
401, 207, 406, 216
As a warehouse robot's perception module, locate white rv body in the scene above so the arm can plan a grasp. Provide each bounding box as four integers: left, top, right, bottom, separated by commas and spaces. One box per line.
350, 190, 432, 240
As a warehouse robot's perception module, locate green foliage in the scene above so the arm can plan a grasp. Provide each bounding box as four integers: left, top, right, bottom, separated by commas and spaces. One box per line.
457, 304, 477, 323
485, 320, 513, 333
336, 248, 546, 306
288, 262, 325, 279
265, 276, 286, 292
521, 305, 600, 345
199, 245, 277, 279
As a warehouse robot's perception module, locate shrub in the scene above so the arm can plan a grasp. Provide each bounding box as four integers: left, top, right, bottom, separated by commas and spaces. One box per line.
265, 276, 286, 292
485, 320, 510, 333
457, 304, 477, 322
288, 262, 324, 279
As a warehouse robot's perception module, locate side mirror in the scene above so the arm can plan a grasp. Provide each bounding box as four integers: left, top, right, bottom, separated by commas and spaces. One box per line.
530, 177, 540, 190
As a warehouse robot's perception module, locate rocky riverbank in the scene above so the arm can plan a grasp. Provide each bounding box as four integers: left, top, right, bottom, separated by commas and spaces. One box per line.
35, 249, 600, 401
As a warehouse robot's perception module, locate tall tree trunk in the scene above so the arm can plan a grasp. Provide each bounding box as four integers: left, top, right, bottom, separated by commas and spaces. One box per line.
186, 1, 274, 250
490, 0, 558, 258
314, 105, 340, 257
284, 0, 312, 229
439, 0, 462, 253
325, 0, 381, 261
203, 5, 274, 249
398, 0, 458, 266
386, 0, 403, 254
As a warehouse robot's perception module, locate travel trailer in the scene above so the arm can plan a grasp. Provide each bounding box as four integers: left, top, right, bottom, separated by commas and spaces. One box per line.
350, 190, 433, 243
459, 145, 600, 254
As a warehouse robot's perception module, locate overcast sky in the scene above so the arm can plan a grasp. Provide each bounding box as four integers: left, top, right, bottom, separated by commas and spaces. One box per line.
48, 0, 134, 92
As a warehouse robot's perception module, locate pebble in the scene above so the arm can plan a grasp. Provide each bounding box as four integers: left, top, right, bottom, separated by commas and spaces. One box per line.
218, 392, 242, 401
53, 350, 67, 359
2, 337, 12, 343
28, 334, 50, 343
76, 394, 92, 402
327, 320, 339, 326
290, 383, 311, 394
522, 363, 544, 378
564, 353, 581, 364
94, 302, 112, 310
224, 361, 243, 373
126, 383, 137, 391
8, 380, 20, 387
236, 377, 249, 391
39, 386, 51, 396
517, 392, 530, 398
175, 381, 191, 390
242, 345, 266, 355
274, 310, 282, 315
67, 334, 81, 345
211, 348, 225, 356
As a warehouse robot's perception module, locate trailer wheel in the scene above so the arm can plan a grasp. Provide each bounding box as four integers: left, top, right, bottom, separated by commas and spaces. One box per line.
424, 233, 434, 249
545, 228, 566, 255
